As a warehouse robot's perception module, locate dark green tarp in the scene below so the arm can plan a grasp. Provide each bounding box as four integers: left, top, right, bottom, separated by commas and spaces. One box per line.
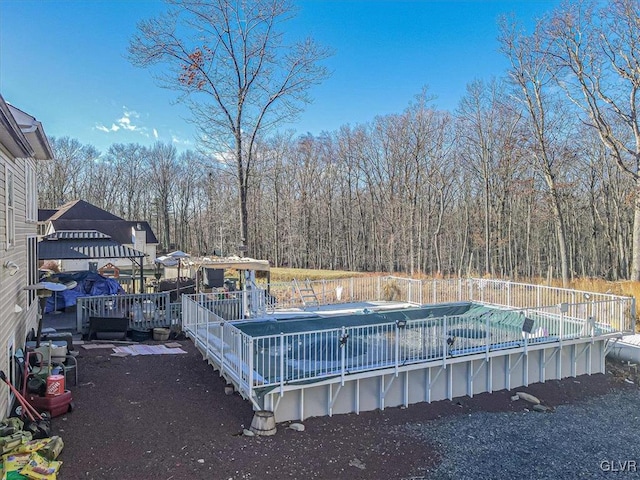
234, 302, 475, 336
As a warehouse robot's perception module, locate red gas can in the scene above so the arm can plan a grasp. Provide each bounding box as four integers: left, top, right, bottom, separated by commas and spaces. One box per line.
45, 375, 65, 397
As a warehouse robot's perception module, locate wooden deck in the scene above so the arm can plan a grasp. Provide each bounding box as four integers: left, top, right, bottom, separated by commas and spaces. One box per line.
42, 308, 77, 333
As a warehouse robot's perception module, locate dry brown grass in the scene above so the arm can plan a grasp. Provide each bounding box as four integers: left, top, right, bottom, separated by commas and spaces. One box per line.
542, 277, 640, 299
268, 270, 640, 300
269, 267, 365, 282
264, 270, 639, 330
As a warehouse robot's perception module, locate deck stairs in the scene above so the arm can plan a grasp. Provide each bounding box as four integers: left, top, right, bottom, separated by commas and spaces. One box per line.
293, 278, 319, 306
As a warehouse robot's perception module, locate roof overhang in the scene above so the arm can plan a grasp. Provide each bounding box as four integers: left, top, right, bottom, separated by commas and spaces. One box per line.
43, 230, 111, 241
195, 256, 270, 272
39, 237, 145, 260
0, 95, 33, 158
7, 103, 54, 160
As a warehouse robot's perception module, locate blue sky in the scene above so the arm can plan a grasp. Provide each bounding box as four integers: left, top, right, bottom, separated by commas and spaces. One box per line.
0, 0, 559, 154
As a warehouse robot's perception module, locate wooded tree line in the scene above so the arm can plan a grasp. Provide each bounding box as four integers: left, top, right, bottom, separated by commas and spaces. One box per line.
38, 0, 640, 282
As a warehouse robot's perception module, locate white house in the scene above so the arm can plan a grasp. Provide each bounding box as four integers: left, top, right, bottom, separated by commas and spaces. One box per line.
0, 94, 54, 415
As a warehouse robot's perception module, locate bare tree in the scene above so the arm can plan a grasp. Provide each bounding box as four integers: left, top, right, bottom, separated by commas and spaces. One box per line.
40, 137, 100, 208
129, 0, 331, 255
258, 131, 296, 266
457, 78, 523, 276
536, 0, 640, 280
172, 150, 202, 250
500, 18, 574, 286
82, 156, 119, 212
146, 142, 179, 251
104, 143, 147, 219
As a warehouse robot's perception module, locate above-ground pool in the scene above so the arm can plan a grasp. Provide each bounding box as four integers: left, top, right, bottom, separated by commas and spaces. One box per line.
183, 278, 630, 422
231, 302, 566, 386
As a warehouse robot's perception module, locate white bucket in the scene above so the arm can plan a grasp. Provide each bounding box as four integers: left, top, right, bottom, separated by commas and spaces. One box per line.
35, 343, 67, 364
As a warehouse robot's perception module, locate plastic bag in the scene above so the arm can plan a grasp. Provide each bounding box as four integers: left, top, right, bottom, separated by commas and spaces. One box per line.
19, 453, 61, 480
14, 439, 49, 455
38, 438, 63, 461
2, 452, 31, 478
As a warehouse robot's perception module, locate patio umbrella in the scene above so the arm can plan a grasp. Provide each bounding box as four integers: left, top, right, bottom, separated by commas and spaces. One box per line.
154, 255, 178, 267
167, 251, 190, 298
167, 250, 190, 259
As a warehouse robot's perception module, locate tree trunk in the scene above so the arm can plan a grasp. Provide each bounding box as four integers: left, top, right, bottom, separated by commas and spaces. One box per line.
632, 176, 640, 280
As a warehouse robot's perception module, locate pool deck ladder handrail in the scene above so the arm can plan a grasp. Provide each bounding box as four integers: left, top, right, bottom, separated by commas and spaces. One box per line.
293, 278, 320, 306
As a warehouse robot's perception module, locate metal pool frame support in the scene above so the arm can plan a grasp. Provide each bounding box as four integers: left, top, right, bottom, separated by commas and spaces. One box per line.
181, 277, 633, 422
256, 336, 611, 422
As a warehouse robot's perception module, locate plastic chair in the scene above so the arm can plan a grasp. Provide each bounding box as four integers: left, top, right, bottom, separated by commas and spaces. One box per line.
25, 349, 78, 387
51, 355, 78, 387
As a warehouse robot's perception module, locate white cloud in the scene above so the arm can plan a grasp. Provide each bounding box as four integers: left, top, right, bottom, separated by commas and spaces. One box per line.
213, 150, 234, 167
170, 135, 191, 146
117, 116, 136, 131
117, 108, 141, 131
95, 107, 146, 135
95, 123, 120, 132
95, 108, 187, 147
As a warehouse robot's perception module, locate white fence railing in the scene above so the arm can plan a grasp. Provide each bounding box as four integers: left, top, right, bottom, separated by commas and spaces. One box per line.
263, 276, 424, 310
182, 300, 624, 395
181, 276, 635, 401
76, 292, 175, 333
69, 276, 635, 337
198, 277, 634, 331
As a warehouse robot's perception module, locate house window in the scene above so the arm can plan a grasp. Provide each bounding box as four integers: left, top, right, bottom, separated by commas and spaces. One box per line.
27, 237, 37, 306
25, 162, 37, 223
5, 166, 14, 249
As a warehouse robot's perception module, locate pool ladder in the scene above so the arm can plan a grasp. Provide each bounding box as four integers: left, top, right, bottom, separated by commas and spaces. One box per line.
293, 278, 319, 307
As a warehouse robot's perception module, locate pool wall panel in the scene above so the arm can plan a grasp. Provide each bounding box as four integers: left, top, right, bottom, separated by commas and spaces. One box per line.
265, 339, 608, 422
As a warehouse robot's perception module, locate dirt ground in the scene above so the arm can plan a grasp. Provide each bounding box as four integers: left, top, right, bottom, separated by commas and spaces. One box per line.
52, 340, 638, 480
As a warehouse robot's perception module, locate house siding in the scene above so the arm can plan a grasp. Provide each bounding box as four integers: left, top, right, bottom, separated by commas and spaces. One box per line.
1, 152, 40, 415
0, 99, 50, 416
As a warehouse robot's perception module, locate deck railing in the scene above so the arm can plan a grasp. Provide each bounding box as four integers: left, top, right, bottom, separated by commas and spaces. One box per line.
181, 276, 635, 402
182, 298, 626, 398
76, 292, 175, 333
261, 277, 635, 327
264, 276, 422, 309
73, 277, 634, 337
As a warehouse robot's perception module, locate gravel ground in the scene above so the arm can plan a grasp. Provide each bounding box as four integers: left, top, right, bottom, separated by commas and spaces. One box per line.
395, 387, 640, 479
53, 340, 640, 479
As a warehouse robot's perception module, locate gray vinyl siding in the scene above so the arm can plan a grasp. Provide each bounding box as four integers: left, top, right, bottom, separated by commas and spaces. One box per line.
0, 150, 39, 415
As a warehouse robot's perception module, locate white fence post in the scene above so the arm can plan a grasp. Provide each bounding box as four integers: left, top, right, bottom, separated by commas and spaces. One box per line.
280, 333, 285, 396
248, 335, 254, 400
220, 322, 226, 378
341, 326, 347, 386
322, 279, 326, 304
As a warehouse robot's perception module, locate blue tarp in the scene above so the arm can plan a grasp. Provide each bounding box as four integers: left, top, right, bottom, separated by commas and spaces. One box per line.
44, 271, 124, 313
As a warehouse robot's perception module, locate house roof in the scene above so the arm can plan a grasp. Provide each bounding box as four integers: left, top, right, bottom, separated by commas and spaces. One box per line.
50, 219, 159, 245
196, 256, 271, 272
0, 94, 53, 161
0, 95, 32, 158
38, 209, 58, 222
7, 103, 54, 160
39, 230, 145, 260
43, 200, 159, 245
44, 230, 111, 240
49, 200, 122, 222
